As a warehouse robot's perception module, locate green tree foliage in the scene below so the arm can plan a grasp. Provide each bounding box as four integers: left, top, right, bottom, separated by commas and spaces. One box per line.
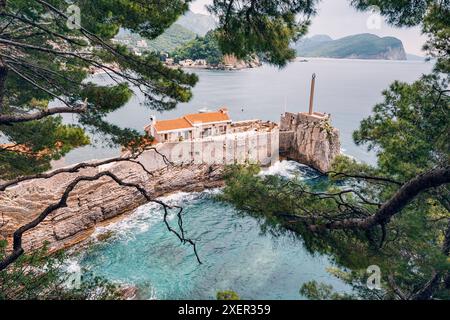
353, 75, 449, 180
0, 0, 198, 179
217, 290, 240, 300
221, 159, 449, 299
208, 0, 318, 66
172, 31, 223, 65
219, 2, 450, 301
300, 280, 353, 300
0, 240, 122, 300
0, 0, 318, 179
0, 116, 90, 179
148, 24, 197, 53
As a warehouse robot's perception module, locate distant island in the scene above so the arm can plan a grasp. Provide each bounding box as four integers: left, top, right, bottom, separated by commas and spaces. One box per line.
294, 33, 408, 60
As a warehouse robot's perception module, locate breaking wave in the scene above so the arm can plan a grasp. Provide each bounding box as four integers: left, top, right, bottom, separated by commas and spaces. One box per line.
90, 162, 318, 244
259, 160, 320, 180
91, 189, 222, 242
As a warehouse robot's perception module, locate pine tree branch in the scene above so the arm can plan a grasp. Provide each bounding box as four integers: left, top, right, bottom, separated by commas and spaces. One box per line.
0, 147, 171, 191
0, 104, 87, 124
0, 163, 201, 271
309, 166, 450, 231
326, 171, 403, 185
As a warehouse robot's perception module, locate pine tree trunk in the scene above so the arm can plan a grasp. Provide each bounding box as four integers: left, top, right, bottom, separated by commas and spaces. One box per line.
443, 220, 450, 290
0, 60, 7, 113
312, 166, 450, 231
0, 1, 8, 112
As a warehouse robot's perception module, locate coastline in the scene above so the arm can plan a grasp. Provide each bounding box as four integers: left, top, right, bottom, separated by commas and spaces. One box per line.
294, 56, 430, 63
166, 62, 263, 71
0, 160, 225, 254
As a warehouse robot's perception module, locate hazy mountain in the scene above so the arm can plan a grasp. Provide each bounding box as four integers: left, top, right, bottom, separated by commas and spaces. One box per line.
115, 11, 216, 53
177, 11, 216, 36
116, 24, 196, 53
295, 35, 333, 53
147, 24, 196, 52
295, 33, 407, 60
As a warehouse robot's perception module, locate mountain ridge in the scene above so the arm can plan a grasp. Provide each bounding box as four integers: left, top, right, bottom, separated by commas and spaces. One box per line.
295, 33, 407, 61
176, 11, 216, 36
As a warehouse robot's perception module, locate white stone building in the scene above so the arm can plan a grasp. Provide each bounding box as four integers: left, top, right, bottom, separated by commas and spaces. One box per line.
144, 108, 232, 143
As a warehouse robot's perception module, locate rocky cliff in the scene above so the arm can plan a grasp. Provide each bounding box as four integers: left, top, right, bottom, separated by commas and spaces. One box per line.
221, 54, 262, 70
0, 160, 224, 253
280, 112, 341, 173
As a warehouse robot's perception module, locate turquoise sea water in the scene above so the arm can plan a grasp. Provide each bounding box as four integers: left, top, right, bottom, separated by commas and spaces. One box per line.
73, 162, 349, 300
66, 59, 434, 299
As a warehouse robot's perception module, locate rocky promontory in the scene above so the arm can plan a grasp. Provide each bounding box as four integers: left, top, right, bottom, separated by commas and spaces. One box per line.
0, 157, 224, 253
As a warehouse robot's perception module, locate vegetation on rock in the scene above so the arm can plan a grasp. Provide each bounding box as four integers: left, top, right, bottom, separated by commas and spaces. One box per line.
295, 33, 407, 60
217, 290, 240, 300
0, 240, 122, 300
116, 24, 197, 54
171, 31, 223, 65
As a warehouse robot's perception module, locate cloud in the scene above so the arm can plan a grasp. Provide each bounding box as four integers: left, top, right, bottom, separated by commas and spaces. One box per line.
190, 0, 210, 14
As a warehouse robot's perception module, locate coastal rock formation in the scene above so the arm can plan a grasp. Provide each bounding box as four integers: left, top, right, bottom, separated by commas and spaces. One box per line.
280, 112, 340, 173
0, 159, 224, 253
221, 54, 262, 70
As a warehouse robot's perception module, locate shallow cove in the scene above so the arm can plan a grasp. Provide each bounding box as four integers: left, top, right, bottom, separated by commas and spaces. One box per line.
70, 161, 351, 300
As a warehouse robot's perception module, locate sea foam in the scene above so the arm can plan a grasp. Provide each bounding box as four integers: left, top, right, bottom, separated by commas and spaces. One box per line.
259, 160, 318, 180
91, 189, 221, 241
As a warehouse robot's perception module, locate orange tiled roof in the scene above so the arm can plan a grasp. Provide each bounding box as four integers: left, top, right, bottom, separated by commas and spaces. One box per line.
184, 111, 230, 125
153, 109, 231, 132
154, 117, 193, 132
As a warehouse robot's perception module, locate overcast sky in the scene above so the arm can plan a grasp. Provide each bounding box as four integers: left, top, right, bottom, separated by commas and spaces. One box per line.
191, 0, 426, 56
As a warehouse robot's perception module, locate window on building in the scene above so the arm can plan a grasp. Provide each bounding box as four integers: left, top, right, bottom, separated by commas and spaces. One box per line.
164, 133, 168, 141
202, 128, 212, 137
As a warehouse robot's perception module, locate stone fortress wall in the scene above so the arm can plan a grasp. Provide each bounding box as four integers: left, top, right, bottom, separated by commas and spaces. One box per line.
136, 120, 280, 171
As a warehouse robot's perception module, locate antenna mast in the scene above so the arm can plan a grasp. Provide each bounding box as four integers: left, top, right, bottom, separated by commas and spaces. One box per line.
309, 73, 316, 115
